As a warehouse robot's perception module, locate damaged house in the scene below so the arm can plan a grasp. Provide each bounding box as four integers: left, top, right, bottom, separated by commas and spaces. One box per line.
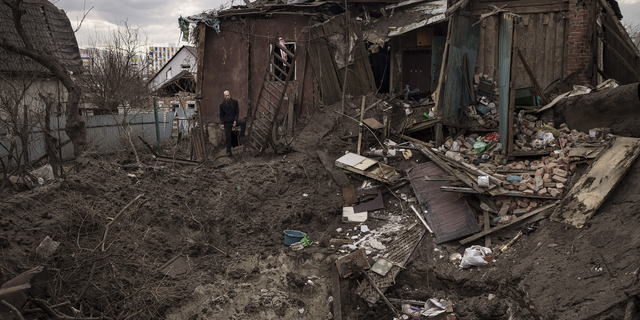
189, 0, 449, 119
189, 0, 639, 155
0, 0, 83, 119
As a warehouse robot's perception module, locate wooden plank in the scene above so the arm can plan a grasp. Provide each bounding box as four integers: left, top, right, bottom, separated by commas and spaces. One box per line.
471, 2, 569, 16
544, 12, 556, 88
600, 36, 640, 82
440, 186, 561, 200
485, 16, 498, 75
483, 210, 491, 247
550, 137, 640, 228
473, 0, 567, 9
414, 143, 485, 193
476, 19, 485, 75
332, 268, 343, 320
308, 21, 342, 105
459, 202, 558, 245
498, 13, 514, 150
508, 14, 518, 155
554, 12, 565, 78
515, 47, 548, 105
597, 0, 640, 59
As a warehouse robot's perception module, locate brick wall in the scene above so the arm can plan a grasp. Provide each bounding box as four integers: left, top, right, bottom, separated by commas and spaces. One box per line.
567, 0, 595, 84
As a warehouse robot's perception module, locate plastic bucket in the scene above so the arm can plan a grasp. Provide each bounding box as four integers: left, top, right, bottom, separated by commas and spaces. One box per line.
284, 230, 306, 246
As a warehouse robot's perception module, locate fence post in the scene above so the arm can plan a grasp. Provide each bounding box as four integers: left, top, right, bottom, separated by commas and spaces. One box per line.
153, 97, 162, 155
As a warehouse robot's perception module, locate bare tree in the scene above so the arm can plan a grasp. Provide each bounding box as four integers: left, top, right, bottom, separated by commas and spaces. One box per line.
79, 21, 153, 167
80, 21, 151, 113
0, 0, 86, 159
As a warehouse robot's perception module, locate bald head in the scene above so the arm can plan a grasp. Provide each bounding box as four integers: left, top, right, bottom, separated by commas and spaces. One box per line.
223, 91, 231, 100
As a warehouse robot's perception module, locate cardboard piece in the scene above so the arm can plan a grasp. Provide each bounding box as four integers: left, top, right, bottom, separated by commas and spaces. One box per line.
335, 248, 371, 278
342, 207, 367, 222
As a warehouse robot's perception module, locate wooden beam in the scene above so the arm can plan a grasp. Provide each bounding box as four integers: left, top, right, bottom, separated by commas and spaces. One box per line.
332, 268, 343, 320
459, 202, 557, 245
394, 133, 435, 148
515, 47, 548, 105
414, 143, 486, 193
445, 0, 470, 17
601, 19, 640, 62
440, 186, 562, 200
483, 210, 491, 247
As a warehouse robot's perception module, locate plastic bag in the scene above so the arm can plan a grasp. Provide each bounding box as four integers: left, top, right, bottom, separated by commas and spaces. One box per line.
473, 141, 487, 153
531, 132, 554, 148
459, 245, 492, 268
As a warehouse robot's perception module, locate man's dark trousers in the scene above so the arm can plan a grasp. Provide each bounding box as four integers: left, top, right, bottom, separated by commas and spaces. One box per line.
223, 119, 246, 154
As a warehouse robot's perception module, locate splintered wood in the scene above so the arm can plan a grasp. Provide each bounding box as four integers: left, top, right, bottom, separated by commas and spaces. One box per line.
550, 137, 640, 228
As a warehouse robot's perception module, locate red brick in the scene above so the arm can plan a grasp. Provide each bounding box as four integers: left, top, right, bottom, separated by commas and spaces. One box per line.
552, 175, 567, 184
553, 168, 568, 177
523, 190, 535, 195
537, 188, 548, 196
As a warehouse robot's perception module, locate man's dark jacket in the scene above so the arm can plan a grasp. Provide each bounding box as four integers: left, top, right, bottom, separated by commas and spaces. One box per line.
220, 99, 239, 124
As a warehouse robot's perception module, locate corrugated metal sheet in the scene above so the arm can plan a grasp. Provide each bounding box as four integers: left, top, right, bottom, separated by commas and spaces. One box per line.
0, 112, 174, 166
408, 161, 480, 244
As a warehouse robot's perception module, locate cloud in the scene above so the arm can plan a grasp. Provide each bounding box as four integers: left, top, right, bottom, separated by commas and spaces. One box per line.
55, 0, 228, 47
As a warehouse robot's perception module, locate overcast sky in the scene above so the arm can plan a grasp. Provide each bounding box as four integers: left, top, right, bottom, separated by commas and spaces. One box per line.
54, 0, 231, 48
53, 0, 640, 49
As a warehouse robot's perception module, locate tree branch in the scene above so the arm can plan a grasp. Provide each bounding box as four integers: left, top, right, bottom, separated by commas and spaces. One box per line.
0, 300, 25, 320
74, 1, 94, 33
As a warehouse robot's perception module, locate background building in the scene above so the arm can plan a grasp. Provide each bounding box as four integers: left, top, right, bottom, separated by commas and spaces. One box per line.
148, 46, 180, 74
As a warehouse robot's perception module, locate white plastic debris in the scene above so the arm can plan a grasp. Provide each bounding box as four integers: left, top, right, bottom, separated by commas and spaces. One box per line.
299, 308, 304, 314
336, 228, 342, 233
360, 225, 370, 232
459, 245, 492, 268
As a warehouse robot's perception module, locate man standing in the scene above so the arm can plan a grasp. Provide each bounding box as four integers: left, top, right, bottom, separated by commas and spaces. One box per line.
219, 90, 246, 156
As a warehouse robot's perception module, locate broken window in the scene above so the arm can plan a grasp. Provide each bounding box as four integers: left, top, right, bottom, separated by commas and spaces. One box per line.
166, 67, 172, 79
269, 41, 296, 82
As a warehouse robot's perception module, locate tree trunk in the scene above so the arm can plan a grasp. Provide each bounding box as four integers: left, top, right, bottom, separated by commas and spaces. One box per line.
41, 94, 61, 178
64, 84, 86, 159
554, 82, 640, 136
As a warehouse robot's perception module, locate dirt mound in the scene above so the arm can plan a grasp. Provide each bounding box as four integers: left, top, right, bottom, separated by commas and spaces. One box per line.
1, 99, 640, 320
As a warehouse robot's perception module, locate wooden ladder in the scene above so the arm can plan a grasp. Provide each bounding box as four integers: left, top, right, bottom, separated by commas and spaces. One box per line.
245, 34, 297, 153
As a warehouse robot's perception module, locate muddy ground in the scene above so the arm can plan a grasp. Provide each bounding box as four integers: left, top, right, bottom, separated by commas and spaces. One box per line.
1, 99, 640, 320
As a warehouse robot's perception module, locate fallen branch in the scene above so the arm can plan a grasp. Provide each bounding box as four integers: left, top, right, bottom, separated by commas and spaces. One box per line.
100, 194, 144, 252
22, 301, 70, 315
1, 300, 25, 320
459, 202, 557, 245
499, 230, 523, 253
75, 262, 97, 305
30, 299, 105, 320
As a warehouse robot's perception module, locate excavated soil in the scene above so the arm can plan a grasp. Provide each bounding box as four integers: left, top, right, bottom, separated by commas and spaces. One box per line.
1, 99, 640, 320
